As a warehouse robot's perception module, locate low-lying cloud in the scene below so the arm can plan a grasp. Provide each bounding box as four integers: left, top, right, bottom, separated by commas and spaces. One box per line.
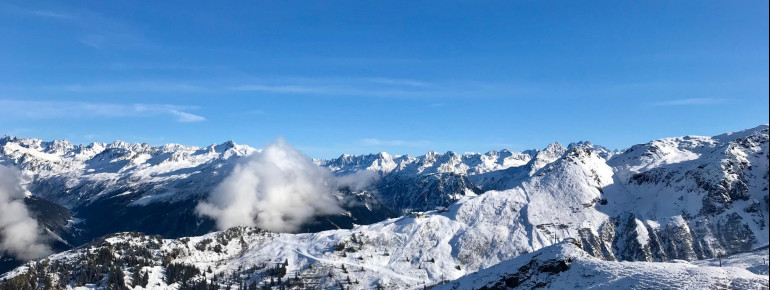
0, 165, 52, 261
197, 138, 348, 233
336, 170, 381, 193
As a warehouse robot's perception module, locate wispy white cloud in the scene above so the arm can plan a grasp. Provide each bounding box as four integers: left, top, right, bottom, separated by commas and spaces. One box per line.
245, 109, 266, 115
77, 34, 105, 48
1, 3, 75, 20
3, 3, 153, 50
228, 76, 437, 97
106, 63, 218, 71
168, 110, 206, 122
7, 76, 533, 100
229, 77, 533, 99
0, 100, 205, 123
359, 138, 431, 147
50, 81, 204, 93
76, 32, 152, 50
652, 98, 727, 106
362, 77, 429, 87
28, 10, 74, 19
487, 143, 521, 150
230, 84, 330, 94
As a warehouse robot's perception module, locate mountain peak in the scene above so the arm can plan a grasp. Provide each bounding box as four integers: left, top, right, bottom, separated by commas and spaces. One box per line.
544, 141, 566, 152
568, 141, 593, 148
713, 124, 770, 143
213, 140, 237, 153
0, 125, 768, 288
540, 142, 567, 158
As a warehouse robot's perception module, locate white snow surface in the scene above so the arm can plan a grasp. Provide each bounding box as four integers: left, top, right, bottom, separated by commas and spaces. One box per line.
0, 137, 256, 208
0, 125, 768, 289
437, 240, 769, 290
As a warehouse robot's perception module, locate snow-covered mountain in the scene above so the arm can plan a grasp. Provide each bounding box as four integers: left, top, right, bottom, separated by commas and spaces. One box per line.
0, 135, 549, 244
0, 137, 255, 210
0, 137, 396, 245
0, 125, 768, 289
437, 239, 768, 289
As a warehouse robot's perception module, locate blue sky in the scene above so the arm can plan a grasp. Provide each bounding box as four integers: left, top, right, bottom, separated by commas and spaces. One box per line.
1, 1, 768, 158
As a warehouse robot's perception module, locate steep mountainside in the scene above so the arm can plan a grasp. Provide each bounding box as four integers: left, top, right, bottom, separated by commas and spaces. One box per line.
0, 138, 256, 242
324, 125, 770, 263
0, 125, 768, 289
437, 240, 768, 290
0, 138, 396, 242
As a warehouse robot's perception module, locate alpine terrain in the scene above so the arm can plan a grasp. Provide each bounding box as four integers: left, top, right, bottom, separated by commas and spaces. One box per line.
0, 125, 768, 289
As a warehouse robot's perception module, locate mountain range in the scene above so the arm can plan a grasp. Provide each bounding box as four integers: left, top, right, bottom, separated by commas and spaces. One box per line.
0, 125, 768, 289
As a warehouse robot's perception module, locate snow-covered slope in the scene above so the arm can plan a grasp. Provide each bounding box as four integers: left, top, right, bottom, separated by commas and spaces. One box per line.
0, 137, 255, 209
437, 240, 768, 290
0, 134, 545, 247
0, 125, 768, 289
319, 149, 538, 213
320, 149, 536, 177
599, 125, 769, 261
0, 137, 398, 245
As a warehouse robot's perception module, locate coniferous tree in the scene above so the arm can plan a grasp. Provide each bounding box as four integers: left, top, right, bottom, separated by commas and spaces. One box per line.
131, 267, 141, 287
140, 271, 150, 288
107, 266, 126, 290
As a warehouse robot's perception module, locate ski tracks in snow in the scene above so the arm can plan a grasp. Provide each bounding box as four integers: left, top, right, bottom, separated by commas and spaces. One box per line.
292, 247, 424, 283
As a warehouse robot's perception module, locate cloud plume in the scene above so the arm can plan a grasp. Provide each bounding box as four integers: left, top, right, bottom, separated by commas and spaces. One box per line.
196, 139, 344, 232
0, 165, 52, 261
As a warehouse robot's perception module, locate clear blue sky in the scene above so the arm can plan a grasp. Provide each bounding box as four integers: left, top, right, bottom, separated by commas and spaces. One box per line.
1, 1, 768, 158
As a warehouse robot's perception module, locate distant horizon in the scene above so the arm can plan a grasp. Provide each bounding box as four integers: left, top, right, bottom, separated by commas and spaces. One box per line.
3, 123, 767, 159
1, 1, 768, 158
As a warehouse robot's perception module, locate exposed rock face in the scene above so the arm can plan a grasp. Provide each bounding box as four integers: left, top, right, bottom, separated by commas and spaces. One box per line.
0, 126, 768, 288
578, 126, 770, 262
611, 213, 654, 262
0, 125, 767, 280
715, 212, 756, 254
582, 211, 759, 263
577, 228, 616, 261
657, 217, 698, 261
376, 172, 482, 214
438, 241, 769, 290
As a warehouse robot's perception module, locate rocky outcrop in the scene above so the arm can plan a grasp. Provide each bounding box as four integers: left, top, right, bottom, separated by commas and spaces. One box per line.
576, 212, 758, 262
376, 172, 482, 213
